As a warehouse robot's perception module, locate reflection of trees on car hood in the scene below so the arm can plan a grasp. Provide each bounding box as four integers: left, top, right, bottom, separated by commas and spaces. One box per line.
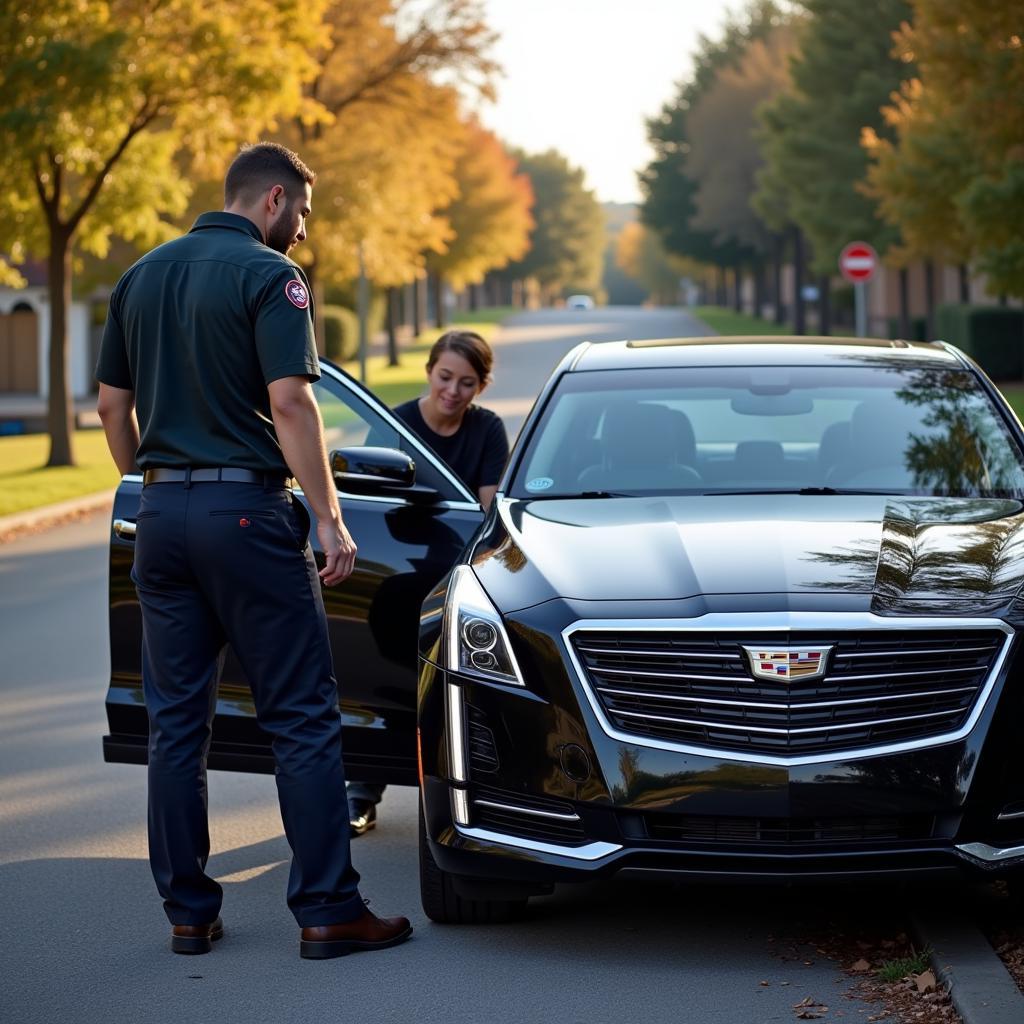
801, 495, 1024, 618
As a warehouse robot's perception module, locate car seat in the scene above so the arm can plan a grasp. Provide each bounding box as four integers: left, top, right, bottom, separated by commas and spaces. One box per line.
577, 402, 702, 491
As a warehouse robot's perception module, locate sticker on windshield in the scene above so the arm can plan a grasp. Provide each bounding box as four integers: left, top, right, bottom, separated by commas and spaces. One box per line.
526, 477, 554, 492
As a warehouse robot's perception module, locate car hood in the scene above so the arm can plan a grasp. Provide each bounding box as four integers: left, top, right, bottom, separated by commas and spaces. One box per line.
473, 495, 1024, 617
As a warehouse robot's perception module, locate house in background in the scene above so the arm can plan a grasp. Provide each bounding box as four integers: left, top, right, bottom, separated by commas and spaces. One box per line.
0, 261, 101, 403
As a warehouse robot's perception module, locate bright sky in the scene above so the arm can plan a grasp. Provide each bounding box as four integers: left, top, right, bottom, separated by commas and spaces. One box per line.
477, 0, 740, 205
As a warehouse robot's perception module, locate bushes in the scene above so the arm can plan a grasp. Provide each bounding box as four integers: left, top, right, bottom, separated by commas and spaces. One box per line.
322, 305, 359, 362
936, 303, 1024, 381
886, 315, 928, 342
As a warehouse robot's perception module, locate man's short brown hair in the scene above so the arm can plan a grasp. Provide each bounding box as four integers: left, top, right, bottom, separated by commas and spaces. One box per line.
224, 142, 316, 206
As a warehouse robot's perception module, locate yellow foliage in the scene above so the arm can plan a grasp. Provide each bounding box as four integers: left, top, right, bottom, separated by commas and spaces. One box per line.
275, 0, 499, 288
428, 119, 534, 288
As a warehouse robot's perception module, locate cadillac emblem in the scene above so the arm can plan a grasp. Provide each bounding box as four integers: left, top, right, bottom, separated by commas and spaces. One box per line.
742, 645, 832, 682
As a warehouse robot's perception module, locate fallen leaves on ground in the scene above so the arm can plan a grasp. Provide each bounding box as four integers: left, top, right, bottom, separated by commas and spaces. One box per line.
793, 995, 829, 1019
777, 925, 960, 1023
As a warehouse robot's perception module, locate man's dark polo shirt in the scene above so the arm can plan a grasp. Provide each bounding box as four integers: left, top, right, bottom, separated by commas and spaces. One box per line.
96, 212, 319, 473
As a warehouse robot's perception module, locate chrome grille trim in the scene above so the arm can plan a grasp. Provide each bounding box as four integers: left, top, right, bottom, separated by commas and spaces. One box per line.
834, 645, 996, 659
562, 613, 1015, 767
614, 706, 961, 735
595, 684, 977, 711
453, 826, 621, 861
823, 666, 980, 683
594, 666, 748, 683
473, 798, 581, 822
578, 646, 740, 660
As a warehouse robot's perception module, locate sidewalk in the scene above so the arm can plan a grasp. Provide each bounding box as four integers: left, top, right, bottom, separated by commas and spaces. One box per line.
0, 488, 113, 543
0, 395, 101, 433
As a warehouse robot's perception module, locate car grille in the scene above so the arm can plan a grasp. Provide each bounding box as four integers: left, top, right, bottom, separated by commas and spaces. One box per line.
570, 627, 1008, 758
644, 813, 934, 845
472, 784, 587, 845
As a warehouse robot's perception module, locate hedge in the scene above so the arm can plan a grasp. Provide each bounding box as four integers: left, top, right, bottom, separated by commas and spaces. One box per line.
322, 305, 359, 362
935, 303, 1024, 381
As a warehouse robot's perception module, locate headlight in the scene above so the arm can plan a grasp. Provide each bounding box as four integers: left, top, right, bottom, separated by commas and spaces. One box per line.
443, 565, 525, 686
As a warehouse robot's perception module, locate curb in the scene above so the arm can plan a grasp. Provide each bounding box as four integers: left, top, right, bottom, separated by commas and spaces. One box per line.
0, 489, 114, 543
911, 910, 1024, 1024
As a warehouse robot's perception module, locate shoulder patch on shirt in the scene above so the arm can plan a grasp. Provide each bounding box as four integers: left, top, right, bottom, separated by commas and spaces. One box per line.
284, 279, 309, 309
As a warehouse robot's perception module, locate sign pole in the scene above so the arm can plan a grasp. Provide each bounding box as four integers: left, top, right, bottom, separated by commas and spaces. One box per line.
839, 241, 878, 338
854, 281, 867, 338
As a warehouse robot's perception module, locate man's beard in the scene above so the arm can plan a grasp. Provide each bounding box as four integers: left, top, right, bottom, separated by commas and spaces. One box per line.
266, 209, 296, 254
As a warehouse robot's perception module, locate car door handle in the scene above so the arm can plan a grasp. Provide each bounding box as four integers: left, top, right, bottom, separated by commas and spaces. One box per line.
113, 518, 137, 539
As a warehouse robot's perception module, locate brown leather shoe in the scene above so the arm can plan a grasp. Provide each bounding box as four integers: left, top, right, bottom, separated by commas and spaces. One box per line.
300, 906, 412, 959
171, 917, 224, 955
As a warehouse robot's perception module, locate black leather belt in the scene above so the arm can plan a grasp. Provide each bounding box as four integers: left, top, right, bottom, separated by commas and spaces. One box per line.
142, 467, 288, 487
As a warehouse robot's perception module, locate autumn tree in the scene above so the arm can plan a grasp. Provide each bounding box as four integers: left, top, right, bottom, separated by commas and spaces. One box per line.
281, 0, 498, 289
426, 120, 534, 293
0, 0, 325, 466
864, 0, 1024, 298
615, 222, 689, 305
754, 0, 913, 275
640, 1, 786, 286
502, 150, 605, 302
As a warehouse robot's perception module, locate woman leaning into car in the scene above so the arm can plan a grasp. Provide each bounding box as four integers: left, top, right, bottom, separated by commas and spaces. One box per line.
348, 328, 510, 836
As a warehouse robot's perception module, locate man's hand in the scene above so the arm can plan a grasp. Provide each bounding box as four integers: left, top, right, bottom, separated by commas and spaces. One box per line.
317, 515, 357, 586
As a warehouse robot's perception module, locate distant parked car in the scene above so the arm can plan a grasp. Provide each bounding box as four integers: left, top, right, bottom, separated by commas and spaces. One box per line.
566, 294, 595, 310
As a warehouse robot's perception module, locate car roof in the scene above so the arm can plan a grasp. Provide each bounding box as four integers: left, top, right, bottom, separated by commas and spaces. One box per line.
567, 336, 963, 372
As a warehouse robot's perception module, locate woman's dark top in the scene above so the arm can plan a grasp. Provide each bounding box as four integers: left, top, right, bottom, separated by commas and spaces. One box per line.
394, 398, 509, 493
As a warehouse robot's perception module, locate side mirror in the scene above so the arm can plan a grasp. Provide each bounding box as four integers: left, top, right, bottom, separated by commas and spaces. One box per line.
330, 446, 443, 503
331, 446, 416, 492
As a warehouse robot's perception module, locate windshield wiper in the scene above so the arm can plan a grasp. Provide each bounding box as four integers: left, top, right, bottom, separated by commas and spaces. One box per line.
526, 490, 635, 499
703, 487, 903, 496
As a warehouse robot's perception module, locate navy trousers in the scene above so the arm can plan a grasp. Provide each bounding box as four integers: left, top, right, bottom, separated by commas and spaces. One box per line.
131, 479, 362, 927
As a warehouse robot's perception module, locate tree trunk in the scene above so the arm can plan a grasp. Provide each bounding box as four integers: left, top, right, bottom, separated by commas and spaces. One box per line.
46, 229, 75, 467
924, 260, 936, 340
432, 273, 445, 329
773, 233, 785, 324
753, 261, 765, 320
792, 226, 806, 336
818, 275, 831, 336
412, 277, 424, 337
958, 264, 970, 303
386, 287, 399, 367
715, 266, 726, 306
898, 267, 911, 339
468, 283, 480, 312
733, 264, 743, 312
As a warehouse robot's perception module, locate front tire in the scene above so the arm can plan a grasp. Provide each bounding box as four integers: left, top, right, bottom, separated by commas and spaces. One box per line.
418, 800, 527, 924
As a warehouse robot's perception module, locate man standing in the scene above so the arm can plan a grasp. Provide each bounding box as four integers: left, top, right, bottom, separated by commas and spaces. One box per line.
95, 142, 411, 960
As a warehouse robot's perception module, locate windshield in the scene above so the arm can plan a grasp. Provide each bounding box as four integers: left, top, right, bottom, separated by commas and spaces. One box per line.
510, 365, 1024, 499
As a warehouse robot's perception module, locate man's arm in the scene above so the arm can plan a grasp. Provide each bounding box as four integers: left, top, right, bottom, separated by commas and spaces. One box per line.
96, 383, 140, 476
268, 375, 357, 586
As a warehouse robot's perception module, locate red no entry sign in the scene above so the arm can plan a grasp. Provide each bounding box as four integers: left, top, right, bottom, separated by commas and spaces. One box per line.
839, 241, 878, 283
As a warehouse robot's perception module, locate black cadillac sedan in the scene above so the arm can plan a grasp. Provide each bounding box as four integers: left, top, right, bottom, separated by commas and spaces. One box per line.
416, 336, 1024, 922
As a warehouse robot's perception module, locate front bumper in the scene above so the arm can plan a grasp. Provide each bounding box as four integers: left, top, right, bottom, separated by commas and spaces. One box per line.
418, 645, 1024, 888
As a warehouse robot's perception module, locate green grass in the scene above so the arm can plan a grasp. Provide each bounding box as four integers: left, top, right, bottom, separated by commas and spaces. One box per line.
0, 311, 512, 517
0, 430, 120, 517
876, 949, 932, 983
692, 306, 792, 336
998, 384, 1024, 421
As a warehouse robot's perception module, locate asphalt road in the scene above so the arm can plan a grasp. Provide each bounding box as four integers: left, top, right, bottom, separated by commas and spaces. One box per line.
1, 308, 902, 1024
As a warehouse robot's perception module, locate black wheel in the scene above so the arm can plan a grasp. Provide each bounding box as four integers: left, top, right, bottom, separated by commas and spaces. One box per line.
418, 801, 527, 924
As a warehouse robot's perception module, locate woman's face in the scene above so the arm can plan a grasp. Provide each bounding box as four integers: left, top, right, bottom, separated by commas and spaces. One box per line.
426, 350, 484, 418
